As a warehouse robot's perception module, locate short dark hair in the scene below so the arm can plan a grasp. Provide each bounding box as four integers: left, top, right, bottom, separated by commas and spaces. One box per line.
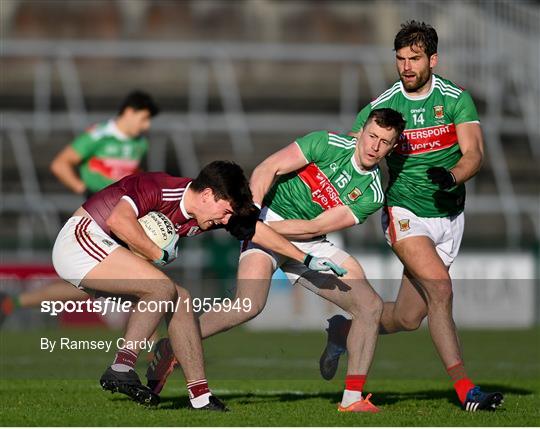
117, 90, 160, 117
394, 21, 438, 58
366, 108, 406, 136
191, 161, 253, 215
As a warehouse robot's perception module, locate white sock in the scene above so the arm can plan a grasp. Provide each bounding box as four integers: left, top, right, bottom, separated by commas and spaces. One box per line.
341, 389, 362, 407
111, 363, 132, 372
190, 392, 212, 408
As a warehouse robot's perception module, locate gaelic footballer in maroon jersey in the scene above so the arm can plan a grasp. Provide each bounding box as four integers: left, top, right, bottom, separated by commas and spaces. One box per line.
84, 173, 210, 240
51, 160, 346, 410
51, 160, 255, 410
84, 167, 254, 241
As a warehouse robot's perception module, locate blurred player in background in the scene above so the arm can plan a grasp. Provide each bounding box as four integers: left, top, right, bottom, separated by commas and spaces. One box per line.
146, 108, 405, 413
0, 91, 159, 325
51, 161, 344, 410
319, 21, 503, 412
50, 90, 159, 197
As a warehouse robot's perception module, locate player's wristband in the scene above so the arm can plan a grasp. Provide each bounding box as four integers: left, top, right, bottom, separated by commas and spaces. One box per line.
448, 171, 457, 186
303, 254, 313, 267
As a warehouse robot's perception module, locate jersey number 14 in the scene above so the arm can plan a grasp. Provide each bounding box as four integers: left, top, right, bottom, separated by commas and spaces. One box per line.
412, 113, 425, 126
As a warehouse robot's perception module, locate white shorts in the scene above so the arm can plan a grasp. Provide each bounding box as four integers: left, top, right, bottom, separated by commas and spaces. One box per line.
52, 216, 120, 287
239, 207, 350, 284
381, 206, 464, 266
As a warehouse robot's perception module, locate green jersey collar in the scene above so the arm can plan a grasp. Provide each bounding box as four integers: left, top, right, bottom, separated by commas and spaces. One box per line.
107, 119, 130, 141
351, 152, 378, 175
399, 74, 437, 101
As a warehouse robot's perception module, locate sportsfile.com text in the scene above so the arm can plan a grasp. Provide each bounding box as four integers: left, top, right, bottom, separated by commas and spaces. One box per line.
40, 297, 253, 316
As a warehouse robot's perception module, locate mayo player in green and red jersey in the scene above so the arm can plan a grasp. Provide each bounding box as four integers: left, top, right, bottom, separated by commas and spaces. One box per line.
319, 21, 503, 412
50, 90, 159, 197
145, 108, 406, 413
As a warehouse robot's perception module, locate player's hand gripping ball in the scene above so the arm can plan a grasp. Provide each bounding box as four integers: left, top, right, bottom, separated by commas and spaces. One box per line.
135, 211, 179, 265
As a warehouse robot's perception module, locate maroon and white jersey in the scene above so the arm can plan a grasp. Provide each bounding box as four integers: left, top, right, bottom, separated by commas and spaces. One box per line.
83, 172, 205, 238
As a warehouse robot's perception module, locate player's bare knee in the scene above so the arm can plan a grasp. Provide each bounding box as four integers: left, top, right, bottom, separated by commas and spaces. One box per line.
398, 316, 422, 331
174, 285, 191, 303
240, 299, 265, 322
396, 311, 425, 331
427, 283, 453, 307
349, 289, 383, 322
149, 280, 177, 302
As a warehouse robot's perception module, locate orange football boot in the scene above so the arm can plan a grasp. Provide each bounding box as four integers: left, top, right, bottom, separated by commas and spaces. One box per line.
338, 393, 380, 413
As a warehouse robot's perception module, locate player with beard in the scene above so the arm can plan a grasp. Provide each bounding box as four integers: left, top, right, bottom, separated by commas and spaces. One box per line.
319, 21, 504, 412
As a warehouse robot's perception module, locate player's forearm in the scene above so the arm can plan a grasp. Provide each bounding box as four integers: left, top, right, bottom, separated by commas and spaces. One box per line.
107, 213, 162, 261
450, 149, 483, 184
50, 161, 86, 194
251, 222, 305, 263
267, 207, 355, 239
266, 219, 323, 240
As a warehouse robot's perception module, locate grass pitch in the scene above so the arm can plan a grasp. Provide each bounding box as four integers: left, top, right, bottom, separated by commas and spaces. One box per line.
1, 327, 539, 426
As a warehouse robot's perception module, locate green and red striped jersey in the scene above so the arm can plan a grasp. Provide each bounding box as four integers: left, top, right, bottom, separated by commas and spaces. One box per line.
264, 131, 384, 225
352, 74, 480, 217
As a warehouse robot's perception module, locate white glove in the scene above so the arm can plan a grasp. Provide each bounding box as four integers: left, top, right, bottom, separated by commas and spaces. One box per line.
153, 234, 179, 266
303, 254, 347, 277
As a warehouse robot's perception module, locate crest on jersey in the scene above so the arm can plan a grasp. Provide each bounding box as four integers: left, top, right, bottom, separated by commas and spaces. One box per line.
433, 105, 444, 119
348, 187, 362, 201
398, 219, 410, 232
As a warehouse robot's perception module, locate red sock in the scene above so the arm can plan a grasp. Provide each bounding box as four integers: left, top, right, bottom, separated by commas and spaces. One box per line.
113, 348, 138, 368
187, 379, 210, 399
447, 362, 475, 404
1, 296, 15, 316
345, 374, 366, 392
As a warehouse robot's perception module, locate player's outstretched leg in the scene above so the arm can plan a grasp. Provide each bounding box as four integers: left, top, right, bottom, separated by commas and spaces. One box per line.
319, 315, 348, 380
462, 386, 504, 412
146, 337, 178, 394
100, 366, 160, 406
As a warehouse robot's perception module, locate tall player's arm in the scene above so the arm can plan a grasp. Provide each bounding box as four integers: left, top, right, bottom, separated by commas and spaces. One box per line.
267, 206, 357, 240
446, 90, 484, 184
450, 122, 484, 184
250, 142, 308, 206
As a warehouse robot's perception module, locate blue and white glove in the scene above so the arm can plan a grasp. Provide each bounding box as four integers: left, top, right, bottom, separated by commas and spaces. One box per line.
153, 235, 180, 266
303, 254, 347, 277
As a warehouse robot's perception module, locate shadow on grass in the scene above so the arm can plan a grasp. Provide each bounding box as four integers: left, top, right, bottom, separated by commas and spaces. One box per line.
158, 384, 533, 410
